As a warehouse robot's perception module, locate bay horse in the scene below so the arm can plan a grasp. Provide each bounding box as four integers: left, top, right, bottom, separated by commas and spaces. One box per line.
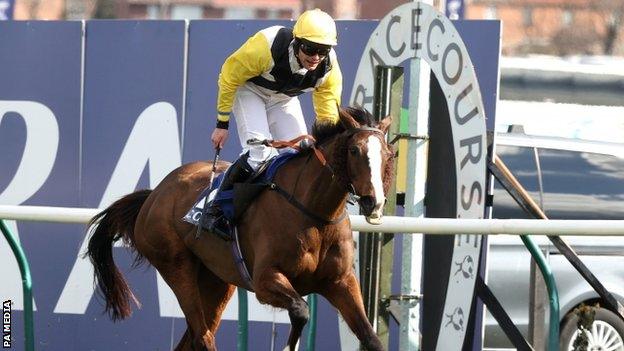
86, 106, 394, 351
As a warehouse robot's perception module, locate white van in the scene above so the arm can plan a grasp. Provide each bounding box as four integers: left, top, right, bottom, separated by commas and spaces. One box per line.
484, 132, 624, 350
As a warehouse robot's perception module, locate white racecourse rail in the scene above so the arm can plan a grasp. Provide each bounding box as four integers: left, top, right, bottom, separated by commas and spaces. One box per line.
2, 205, 624, 236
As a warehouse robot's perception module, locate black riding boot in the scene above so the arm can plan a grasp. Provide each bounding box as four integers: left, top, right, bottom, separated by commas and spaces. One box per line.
200, 155, 254, 240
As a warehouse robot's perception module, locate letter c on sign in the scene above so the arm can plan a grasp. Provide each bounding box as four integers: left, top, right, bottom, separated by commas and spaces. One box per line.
387, 15, 406, 58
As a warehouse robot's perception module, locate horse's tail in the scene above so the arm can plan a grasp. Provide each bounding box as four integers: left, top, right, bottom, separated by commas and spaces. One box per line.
85, 189, 152, 321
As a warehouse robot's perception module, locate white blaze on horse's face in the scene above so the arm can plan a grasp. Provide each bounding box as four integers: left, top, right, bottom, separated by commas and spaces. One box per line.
366, 135, 385, 224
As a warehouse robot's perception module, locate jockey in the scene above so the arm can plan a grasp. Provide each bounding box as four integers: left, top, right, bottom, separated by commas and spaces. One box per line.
202, 9, 343, 240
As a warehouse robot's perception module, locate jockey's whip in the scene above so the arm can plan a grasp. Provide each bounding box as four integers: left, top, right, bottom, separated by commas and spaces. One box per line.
209, 146, 221, 186
196, 147, 221, 239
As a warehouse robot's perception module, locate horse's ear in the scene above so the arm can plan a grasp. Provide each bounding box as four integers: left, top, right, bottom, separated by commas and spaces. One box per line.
378, 115, 393, 134
338, 107, 360, 130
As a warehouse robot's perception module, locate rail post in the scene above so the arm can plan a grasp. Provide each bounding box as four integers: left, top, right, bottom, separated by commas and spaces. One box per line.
521, 235, 560, 351
0, 219, 35, 351
305, 294, 317, 350
237, 288, 248, 351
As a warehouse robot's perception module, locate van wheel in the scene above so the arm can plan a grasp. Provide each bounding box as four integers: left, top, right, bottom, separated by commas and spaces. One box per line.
560, 307, 624, 351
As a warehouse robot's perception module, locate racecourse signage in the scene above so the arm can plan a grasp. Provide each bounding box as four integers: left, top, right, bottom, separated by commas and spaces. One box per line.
350, 2, 487, 350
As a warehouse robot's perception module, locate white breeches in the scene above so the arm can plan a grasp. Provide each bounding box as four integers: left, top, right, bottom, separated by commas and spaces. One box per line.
232, 84, 308, 170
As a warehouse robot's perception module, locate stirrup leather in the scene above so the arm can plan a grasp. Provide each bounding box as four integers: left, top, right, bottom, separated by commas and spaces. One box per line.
197, 154, 254, 240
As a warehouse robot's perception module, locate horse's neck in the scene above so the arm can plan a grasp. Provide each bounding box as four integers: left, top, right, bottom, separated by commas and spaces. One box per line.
305, 162, 347, 218
280, 142, 347, 219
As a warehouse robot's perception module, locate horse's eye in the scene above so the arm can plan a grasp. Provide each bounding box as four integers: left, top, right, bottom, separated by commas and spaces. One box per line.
349, 146, 359, 156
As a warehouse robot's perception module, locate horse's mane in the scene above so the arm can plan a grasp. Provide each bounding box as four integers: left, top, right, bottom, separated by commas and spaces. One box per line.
311, 106, 376, 144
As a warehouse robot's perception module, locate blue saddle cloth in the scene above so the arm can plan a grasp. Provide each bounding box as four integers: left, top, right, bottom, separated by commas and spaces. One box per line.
209, 150, 299, 221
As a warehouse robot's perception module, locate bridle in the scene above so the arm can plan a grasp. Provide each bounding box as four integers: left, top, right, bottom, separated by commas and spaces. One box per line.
339, 126, 387, 198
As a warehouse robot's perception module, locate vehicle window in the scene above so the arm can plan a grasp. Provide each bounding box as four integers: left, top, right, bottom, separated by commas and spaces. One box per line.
492, 144, 540, 219
538, 148, 624, 219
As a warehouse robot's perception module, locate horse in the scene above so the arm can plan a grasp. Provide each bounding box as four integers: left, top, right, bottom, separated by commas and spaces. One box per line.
86, 106, 394, 351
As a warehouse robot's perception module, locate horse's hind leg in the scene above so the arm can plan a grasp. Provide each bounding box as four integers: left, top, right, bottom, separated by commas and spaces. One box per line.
197, 264, 236, 337
254, 268, 308, 351
152, 252, 216, 350
174, 329, 191, 351
166, 258, 235, 351
320, 272, 384, 351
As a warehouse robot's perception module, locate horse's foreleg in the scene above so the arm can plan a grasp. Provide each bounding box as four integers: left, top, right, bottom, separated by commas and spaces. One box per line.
254, 268, 308, 351
320, 272, 384, 351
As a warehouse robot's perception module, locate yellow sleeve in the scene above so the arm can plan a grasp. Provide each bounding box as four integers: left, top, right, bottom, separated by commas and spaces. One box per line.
312, 52, 343, 125
216, 31, 273, 122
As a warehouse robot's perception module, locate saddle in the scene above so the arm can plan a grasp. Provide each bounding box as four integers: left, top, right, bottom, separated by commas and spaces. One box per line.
183, 150, 299, 228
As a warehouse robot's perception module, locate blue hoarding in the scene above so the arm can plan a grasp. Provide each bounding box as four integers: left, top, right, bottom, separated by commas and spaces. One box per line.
0, 20, 82, 349
1, 19, 499, 350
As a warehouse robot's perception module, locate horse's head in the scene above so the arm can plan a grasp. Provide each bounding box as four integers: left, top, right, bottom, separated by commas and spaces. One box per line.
338, 107, 394, 224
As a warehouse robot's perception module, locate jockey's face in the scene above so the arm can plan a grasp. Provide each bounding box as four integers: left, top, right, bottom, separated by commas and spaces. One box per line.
297, 41, 330, 70
297, 50, 322, 70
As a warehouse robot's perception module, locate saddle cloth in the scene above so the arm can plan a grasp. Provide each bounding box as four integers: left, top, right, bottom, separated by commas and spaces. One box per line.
183, 150, 299, 226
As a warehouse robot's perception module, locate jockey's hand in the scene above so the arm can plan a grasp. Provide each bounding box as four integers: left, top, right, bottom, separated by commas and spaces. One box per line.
211, 128, 229, 149
299, 138, 313, 150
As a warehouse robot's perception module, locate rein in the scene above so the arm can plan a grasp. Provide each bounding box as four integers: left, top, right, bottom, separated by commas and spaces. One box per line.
251, 134, 328, 166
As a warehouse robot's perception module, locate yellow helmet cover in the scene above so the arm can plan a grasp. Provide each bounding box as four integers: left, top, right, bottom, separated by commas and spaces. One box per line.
293, 9, 337, 46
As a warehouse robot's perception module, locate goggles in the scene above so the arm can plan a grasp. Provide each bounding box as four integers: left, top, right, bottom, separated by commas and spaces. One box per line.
299, 40, 331, 57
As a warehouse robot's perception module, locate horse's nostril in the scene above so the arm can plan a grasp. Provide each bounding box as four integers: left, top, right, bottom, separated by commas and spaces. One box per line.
359, 196, 376, 215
